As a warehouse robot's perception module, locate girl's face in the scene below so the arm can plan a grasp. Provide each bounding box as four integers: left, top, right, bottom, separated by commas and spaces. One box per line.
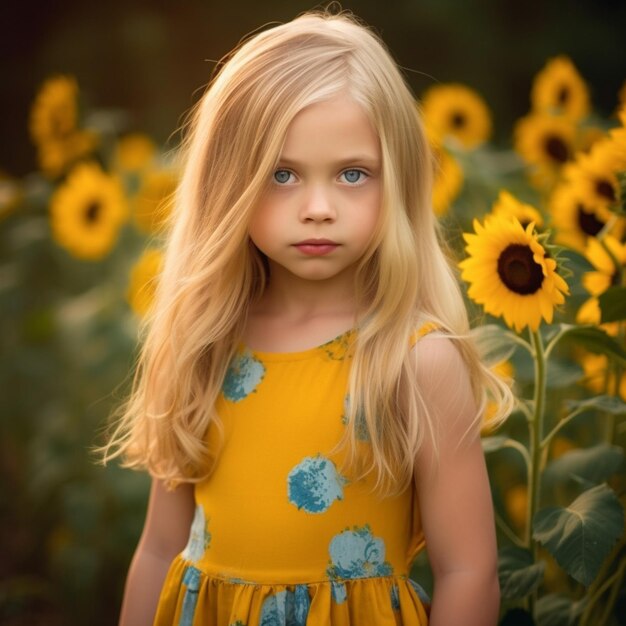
248, 94, 382, 287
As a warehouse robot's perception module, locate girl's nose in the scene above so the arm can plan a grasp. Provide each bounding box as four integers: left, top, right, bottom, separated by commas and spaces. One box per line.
300, 185, 337, 222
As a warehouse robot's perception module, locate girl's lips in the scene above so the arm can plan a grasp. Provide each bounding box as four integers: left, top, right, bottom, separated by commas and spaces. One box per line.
293, 243, 339, 256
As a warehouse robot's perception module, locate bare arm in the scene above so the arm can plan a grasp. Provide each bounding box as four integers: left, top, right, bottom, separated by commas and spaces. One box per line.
118, 478, 195, 626
413, 335, 500, 626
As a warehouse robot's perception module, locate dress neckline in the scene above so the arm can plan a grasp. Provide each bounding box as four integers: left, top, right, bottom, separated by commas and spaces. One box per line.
238, 327, 357, 361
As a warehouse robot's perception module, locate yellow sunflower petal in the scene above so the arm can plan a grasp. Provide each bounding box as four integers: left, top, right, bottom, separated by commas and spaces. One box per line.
459, 211, 568, 333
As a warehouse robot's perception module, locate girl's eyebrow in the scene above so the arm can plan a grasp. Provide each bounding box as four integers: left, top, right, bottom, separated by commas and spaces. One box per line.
277, 155, 380, 168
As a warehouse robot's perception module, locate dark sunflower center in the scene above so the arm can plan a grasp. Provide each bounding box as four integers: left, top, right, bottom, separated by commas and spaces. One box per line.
577, 204, 604, 236
557, 85, 570, 106
595, 179, 615, 201
497, 244, 544, 295
544, 135, 569, 163
611, 271, 620, 287
84, 201, 101, 224
450, 112, 466, 129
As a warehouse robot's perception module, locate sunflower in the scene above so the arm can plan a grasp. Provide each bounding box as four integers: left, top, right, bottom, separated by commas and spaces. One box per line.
491, 190, 544, 230
49, 162, 128, 260
575, 297, 621, 337
530, 55, 590, 121
420, 83, 492, 150
127, 248, 163, 317
29, 75, 78, 144
459, 214, 569, 332
430, 141, 463, 216
513, 112, 576, 170
133, 170, 177, 234
578, 351, 626, 400
581, 235, 626, 295
113, 133, 157, 173
549, 183, 624, 253
566, 139, 626, 214
575, 235, 625, 334
29, 75, 99, 178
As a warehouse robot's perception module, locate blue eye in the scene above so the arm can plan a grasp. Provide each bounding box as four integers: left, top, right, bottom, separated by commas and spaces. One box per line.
273, 169, 293, 184
341, 169, 367, 184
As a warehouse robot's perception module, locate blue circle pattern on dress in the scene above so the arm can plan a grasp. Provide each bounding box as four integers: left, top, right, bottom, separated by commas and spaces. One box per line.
287, 454, 347, 513
222, 348, 265, 402
340, 394, 370, 441
390, 582, 401, 610
325, 523, 394, 604
181, 505, 211, 563
259, 586, 310, 626
408, 577, 432, 606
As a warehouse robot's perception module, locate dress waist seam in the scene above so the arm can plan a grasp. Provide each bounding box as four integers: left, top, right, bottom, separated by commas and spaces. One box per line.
176, 555, 411, 586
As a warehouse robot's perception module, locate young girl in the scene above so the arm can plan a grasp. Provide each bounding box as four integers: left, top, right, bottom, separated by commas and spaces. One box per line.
102, 7, 513, 626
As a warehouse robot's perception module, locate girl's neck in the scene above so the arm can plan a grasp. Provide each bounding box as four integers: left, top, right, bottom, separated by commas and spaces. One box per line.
255, 266, 357, 323
244, 268, 359, 352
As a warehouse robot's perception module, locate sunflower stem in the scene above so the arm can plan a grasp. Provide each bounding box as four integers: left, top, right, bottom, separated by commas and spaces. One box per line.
526, 328, 546, 619
597, 237, 622, 281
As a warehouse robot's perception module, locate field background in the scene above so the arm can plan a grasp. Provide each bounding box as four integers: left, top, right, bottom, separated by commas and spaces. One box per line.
1, 1, 625, 625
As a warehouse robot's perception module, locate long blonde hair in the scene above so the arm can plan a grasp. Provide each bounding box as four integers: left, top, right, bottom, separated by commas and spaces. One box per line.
99, 7, 514, 495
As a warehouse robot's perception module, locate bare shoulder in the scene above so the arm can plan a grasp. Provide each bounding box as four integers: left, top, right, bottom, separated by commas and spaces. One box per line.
412, 331, 471, 400
411, 330, 465, 372
411, 332, 478, 433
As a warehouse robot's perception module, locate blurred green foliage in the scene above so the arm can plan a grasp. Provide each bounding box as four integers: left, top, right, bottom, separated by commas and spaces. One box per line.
0, 201, 150, 624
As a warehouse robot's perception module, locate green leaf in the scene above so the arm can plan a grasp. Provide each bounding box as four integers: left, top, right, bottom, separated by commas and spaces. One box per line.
497, 546, 545, 599
471, 323, 522, 365
550, 324, 626, 366
598, 286, 626, 323
544, 444, 624, 485
535, 593, 583, 626
532, 483, 625, 586
564, 394, 626, 415
546, 358, 583, 388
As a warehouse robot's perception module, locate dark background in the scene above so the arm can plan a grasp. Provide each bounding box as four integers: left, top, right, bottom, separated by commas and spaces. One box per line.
3, 0, 626, 178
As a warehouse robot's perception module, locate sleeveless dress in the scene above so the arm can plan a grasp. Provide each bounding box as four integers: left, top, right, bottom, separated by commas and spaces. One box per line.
153, 322, 439, 626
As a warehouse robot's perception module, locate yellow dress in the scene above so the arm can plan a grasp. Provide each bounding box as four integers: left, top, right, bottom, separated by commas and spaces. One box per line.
153, 323, 439, 626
